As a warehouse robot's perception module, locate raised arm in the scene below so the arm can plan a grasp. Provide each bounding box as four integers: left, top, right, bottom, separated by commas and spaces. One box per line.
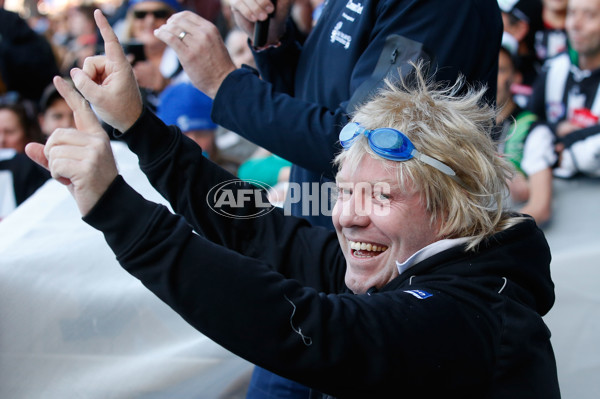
26, 10, 342, 289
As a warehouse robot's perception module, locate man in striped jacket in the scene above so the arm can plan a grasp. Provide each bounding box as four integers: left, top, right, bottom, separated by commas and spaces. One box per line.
519, 0, 600, 225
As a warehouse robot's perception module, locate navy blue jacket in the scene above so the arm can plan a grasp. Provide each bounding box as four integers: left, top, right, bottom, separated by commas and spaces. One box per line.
212, 0, 502, 228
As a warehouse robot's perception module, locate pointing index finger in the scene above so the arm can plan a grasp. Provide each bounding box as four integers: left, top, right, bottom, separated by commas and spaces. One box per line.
53, 76, 99, 131
94, 9, 127, 64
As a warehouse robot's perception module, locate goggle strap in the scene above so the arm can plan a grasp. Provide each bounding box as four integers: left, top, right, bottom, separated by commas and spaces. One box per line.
413, 150, 469, 189
412, 150, 456, 176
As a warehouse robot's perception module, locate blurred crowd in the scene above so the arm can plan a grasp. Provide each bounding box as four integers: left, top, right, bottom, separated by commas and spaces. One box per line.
0, 0, 303, 219
1, 0, 599, 226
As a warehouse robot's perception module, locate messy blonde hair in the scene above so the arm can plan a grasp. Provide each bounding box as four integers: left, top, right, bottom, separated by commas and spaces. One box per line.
335, 65, 522, 250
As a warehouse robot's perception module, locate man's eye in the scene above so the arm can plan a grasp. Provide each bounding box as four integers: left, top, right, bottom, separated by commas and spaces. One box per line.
374, 192, 390, 201
372, 192, 391, 205
337, 187, 352, 198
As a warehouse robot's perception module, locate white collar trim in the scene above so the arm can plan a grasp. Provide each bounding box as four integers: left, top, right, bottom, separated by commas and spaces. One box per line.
395, 237, 471, 275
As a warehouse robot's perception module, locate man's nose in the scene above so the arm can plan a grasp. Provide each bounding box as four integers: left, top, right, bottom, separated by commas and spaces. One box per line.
337, 191, 371, 228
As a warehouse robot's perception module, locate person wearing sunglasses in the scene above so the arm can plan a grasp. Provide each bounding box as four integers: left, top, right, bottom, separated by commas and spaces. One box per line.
121, 0, 184, 110
26, 14, 560, 397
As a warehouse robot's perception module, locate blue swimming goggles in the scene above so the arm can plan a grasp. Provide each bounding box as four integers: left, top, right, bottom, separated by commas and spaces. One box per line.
340, 122, 464, 185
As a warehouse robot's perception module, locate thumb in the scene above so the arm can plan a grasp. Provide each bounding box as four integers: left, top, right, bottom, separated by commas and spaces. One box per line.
25, 142, 49, 170
25, 142, 72, 186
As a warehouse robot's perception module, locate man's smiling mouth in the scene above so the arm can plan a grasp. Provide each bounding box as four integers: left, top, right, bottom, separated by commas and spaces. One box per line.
349, 241, 388, 258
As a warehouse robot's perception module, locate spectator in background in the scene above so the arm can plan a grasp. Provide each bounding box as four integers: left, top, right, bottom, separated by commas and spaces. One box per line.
519, 0, 600, 225
0, 95, 44, 153
59, 4, 100, 75
535, 0, 570, 63
46, 8, 71, 69
0, 6, 59, 103
121, 0, 185, 110
38, 82, 76, 139
0, 95, 49, 219
498, 0, 545, 86
495, 33, 539, 207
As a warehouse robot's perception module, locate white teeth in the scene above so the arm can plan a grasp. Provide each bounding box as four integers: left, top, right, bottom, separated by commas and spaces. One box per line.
349, 241, 387, 252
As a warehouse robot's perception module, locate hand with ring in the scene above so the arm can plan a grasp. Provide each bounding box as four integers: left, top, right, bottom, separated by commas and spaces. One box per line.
154, 11, 237, 99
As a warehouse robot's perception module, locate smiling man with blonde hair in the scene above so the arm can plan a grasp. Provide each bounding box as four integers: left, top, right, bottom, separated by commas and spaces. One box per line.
26, 11, 560, 398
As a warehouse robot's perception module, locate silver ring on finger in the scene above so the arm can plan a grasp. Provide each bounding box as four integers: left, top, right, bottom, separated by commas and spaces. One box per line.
178, 31, 188, 41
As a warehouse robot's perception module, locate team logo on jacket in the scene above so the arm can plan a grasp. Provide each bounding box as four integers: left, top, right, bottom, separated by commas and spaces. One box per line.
345, 0, 363, 14
330, 0, 363, 49
403, 290, 433, 300
331, 22, 352, 49
206, 179, 279, 219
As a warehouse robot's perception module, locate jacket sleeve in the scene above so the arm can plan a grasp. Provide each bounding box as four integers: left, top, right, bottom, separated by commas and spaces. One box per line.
83, 183, 498, 396
114, 108, 344, 292
210, 0, 501, 178
251, 18, 303, 95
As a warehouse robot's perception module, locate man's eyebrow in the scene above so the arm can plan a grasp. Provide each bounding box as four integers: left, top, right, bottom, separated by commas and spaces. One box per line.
371, 178, 397, 185
334, 177, 399, 187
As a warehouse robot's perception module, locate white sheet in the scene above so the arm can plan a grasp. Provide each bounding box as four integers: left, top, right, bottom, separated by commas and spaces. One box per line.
0, 143, 251, 398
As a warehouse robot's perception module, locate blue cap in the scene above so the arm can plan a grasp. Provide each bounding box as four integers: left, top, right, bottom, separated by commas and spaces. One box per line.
157, 83, 217, 132
128, 0, 182, 12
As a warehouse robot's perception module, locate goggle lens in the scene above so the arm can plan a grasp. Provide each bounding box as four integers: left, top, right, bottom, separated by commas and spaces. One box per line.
368, 128, 414, 161
339, 122, 362, 146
